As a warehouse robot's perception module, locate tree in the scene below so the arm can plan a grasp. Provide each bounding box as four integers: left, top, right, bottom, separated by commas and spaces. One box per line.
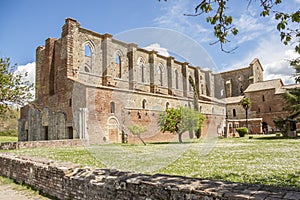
282, 87, 300, 121
240, 97, 251, 129
0, 57, 33, 114
128, 124, 147, 145
158, 107, 205, 143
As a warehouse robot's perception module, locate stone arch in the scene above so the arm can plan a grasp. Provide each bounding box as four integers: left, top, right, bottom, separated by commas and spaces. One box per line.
157, 63, 164, 86
166, 102, 170, 110
81, 41, 95, 73
115, 50, 123, 79
175, 69, 179, 89
142, 99, 147, 109
106, 116, 120, 143
83, 40, 95, 55
188, 74, 193, 91
110, 101, 115, 113
137, 57, 146, 83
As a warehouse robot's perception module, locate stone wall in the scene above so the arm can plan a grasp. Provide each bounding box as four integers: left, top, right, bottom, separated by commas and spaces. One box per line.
0, 154, 299, 200
0, 139, 84, 150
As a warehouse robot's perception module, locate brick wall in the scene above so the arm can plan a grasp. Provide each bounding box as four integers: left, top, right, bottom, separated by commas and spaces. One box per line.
0, 154, 299, 199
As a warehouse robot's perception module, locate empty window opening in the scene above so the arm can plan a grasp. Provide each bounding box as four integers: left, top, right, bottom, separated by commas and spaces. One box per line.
233, 109, 236, 117
142, 99, 147, 109
138, 58, 145, 83
115, 53, 122, 78
68, 127, 73, 139
175, 70, 179, 89
189, 76, 193, 91
166, 102, 169, 110
44, 126, 48, 140
110, 102, 115, 113
157, 64, 163, 86
84, 66, 90, 73
262, 95, 265, 102
232, 109, 236, 117
84, 44, 92, 57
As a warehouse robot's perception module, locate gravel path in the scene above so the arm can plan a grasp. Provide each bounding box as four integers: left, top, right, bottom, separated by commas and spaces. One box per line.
0, 183, 51, 200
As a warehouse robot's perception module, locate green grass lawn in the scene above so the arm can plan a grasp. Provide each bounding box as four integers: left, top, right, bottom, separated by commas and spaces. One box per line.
0, 136, 18, 143
2, 134, 300, 188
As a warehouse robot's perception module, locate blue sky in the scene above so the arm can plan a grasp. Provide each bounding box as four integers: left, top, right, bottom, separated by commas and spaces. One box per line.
0, 0, 299, 85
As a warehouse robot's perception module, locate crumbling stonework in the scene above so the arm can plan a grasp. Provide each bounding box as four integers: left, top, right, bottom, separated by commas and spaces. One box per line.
19, 18, 299, 142
0, 154, 299, 200
19, 18, 226, 144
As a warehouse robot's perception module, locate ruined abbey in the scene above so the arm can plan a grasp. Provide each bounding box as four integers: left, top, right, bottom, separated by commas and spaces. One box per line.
18, 18, 299, 144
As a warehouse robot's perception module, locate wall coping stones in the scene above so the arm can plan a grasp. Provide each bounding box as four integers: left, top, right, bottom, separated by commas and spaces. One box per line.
0, 139, 85, 150
0, 153, 299, 199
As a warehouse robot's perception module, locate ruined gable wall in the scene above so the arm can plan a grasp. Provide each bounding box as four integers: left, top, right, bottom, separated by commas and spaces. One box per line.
219, 67, 253, 97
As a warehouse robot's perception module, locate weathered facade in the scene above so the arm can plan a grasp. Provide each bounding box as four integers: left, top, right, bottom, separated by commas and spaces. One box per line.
223, 74, 300, 135
19, 18, 299, 143
19, 18, 226, 144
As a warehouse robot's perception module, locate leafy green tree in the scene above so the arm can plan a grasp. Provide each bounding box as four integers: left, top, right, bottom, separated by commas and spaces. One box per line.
273, 117, 288, 136
282, 87, 300, 121
240, 97, 251, 129
158, 107, 205, 143
128, 124, 147, 145
0, 57, 33, 114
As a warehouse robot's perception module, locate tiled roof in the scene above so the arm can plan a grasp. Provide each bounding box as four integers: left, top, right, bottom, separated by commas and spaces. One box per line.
244, 79, 283, 93
275, 83, 300, 94
225, 96, 243, 104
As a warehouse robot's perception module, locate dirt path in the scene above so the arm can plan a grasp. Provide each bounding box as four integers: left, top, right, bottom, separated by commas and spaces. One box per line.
0, 183, 51, 200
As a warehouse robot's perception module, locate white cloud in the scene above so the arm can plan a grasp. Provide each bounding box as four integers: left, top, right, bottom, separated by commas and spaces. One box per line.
227, 36, 297, 85
153, 0, 210, 42
295, 0, 300, 4
234, 12, 275, 45
14, 62, 36, 97
144, 43, 170, 57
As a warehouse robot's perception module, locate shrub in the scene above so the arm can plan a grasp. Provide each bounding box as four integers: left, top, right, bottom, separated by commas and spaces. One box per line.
236, 127, 248, 137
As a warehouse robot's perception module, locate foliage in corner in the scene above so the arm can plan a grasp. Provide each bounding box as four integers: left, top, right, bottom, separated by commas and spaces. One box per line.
282, 87, 300, 121
0, 57, 34, 114
160, 0, 299, 80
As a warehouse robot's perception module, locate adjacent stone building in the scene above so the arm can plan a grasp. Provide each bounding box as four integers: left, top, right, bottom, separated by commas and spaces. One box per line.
18, 18, 299, 143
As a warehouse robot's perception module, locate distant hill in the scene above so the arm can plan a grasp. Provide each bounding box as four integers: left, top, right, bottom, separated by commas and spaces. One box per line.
0, 108, 19, 136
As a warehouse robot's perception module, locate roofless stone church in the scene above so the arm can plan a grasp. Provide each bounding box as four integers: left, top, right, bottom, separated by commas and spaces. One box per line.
18, 18, 299, 144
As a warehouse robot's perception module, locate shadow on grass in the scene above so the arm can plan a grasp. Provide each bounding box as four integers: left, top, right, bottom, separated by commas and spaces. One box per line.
148, 140, 200, 145
252, 135, 300, 140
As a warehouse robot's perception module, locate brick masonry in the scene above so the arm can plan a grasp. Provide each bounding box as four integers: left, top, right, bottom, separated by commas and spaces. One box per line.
0, 153, 299, 199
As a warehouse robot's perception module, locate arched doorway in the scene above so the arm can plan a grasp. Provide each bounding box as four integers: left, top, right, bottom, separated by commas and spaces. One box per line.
107, 117, 120, 143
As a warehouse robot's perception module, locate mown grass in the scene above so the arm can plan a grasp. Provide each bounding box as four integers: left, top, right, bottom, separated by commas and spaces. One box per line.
0, 136, 18, 143
2, 134, 300, 188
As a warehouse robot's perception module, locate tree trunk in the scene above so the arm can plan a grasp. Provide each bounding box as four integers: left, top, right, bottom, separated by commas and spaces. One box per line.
178, 132, 183, 143
246, 108, 248, 129
137, 135, 147, 146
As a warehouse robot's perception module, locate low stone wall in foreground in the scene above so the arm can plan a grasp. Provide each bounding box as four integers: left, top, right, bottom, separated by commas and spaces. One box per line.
0, 154, 299, 199
0, 139, 85, 150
